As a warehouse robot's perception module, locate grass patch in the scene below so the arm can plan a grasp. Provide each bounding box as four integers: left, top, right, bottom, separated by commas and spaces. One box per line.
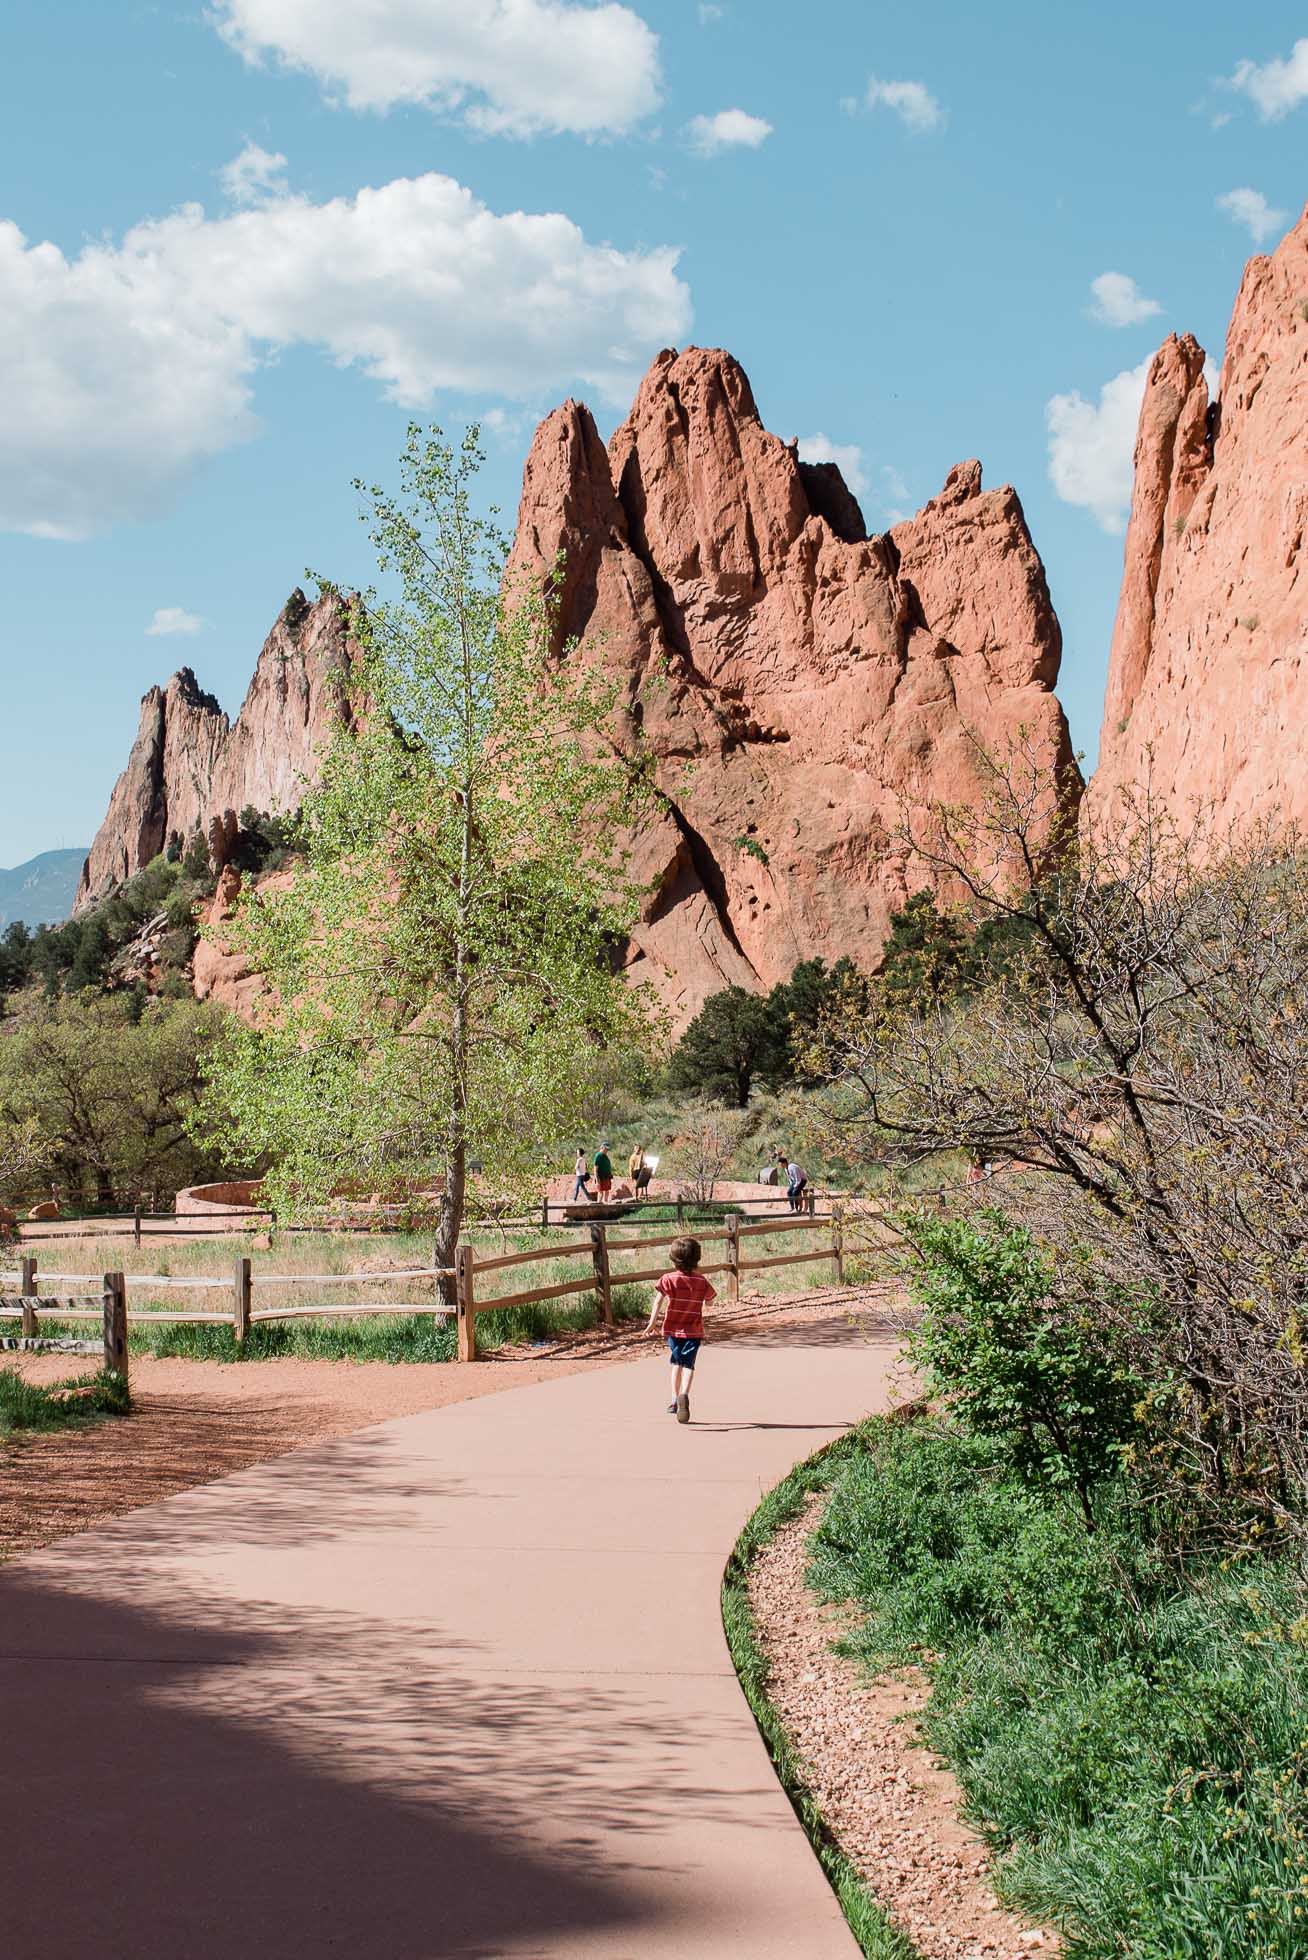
128, 1315, 459, 1364
721, 1427, 922, 1959
30, 1278, 650, 1365
809, 1421, 1308, 1960
0, 1366, 130, 1435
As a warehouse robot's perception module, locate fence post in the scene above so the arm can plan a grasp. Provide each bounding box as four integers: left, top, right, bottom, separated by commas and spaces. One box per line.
102, 1271, 128, 1382
540, 1196, 549, 1230
676, 1195, 684, 1226
19, 1254, 38, 1339
133, 1203, 142, 1249
233, 1256, 252, 1344
832, 1203, 845, 1285
726, 1212, 740, 1303
806, 1186, 817, 1219
456, 1242, 477, 1362
590, 1223, 614, 1329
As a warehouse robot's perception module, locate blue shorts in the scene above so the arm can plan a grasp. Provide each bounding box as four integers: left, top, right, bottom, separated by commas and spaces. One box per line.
667, 1336, 701, 1369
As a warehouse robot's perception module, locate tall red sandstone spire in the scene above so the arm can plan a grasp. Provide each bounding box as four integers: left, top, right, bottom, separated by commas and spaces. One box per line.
76, 590, 357, 909
1087, 206, 1308, 837
510, 345, 1078, 1020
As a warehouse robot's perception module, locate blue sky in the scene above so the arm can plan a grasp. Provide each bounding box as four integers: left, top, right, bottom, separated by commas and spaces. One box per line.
1, 0, 1305, 868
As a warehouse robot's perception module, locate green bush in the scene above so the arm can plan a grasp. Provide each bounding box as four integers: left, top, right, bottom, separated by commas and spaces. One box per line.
810, 1422, 1308, 1959
904, 1212, 1155, 1525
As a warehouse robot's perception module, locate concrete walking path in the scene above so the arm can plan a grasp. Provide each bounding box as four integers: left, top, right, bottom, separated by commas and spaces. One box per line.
3, 1316, 902, 1957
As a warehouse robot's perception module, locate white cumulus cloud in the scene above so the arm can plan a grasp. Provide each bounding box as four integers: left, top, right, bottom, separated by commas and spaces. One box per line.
685, 108, 773, 156
1216, 186, 1288, 244
1088, 270, 1162, 328
219, 141, 289, 206
797, 433, 868, 498
1046, 360, 1150, 535
863, 76, 943, 133
146, 607, 205, 637
0, 160, 691, 540
212, 0, 661, 138
1229, 38, 1308, 121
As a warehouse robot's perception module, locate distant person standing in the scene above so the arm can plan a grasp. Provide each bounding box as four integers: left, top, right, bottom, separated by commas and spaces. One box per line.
781, 1152, 808, 1213
594, 1142, 614, 1199
629, 1143, 654, 1195
572, 1147, 593, 1203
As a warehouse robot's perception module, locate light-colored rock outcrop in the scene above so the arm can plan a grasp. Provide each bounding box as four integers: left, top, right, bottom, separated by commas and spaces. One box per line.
77, 590, 356, 908
1087, 206, 1308, 837
511, 346, 1078, 1020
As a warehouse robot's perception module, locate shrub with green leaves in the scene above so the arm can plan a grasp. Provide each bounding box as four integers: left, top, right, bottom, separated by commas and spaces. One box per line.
904, 1212, 1155, 1526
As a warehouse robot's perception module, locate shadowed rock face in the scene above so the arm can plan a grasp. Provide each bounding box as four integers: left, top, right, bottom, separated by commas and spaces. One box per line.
76, 591, 356, 909
1087, 206, 1308, 839
510, 346, 1078, 1022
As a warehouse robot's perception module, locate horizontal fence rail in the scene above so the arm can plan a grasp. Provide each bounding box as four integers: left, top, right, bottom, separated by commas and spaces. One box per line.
3, 1206, 856, 1365
9, 1184, 851, 1245
0, 1265, 129, 1381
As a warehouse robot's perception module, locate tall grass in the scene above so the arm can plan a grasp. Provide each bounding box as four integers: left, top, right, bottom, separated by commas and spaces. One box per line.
809, 1420, 1308, 1960
0, 1366, 130, 1434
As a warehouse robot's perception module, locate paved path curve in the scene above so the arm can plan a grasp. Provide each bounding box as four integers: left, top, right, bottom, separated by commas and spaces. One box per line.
3, 1318, 901, 1958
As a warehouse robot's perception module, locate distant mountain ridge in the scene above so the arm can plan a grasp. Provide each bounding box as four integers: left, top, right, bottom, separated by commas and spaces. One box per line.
0, 848, 87, 928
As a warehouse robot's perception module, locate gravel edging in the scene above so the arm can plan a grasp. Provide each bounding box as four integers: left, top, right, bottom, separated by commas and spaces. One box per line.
724, 1427, 1061, 1960
721, 1432, 921, 1960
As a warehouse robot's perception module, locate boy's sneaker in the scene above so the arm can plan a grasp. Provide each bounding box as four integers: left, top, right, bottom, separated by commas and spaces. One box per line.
667, 1402, 678, 1415
676, 1392, 690, 1424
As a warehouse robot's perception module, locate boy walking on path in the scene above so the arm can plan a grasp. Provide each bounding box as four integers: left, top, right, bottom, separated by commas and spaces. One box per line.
644, 1235, 716, 1423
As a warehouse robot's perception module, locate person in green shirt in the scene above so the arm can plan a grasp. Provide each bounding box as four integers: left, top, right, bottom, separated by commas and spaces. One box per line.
594, 1144, 613, 1197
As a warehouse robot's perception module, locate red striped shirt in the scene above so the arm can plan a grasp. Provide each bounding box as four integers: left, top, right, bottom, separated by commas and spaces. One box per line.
656, 1270, 715, 1339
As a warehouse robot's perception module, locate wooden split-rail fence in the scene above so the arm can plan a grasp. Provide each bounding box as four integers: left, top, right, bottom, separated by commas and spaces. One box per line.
0, 1210, 847, 1367
0, 1257, 129, 1382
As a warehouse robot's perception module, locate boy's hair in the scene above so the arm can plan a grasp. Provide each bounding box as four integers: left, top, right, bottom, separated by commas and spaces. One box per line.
669, 1235, 701, 1273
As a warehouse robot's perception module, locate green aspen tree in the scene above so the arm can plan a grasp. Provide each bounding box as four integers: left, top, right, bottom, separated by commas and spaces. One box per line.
200, 427, 647, 1283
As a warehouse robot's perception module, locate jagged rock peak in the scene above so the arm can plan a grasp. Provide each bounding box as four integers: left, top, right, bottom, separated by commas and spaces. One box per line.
76, 588, 358, 909
1087, 205, 1308, 838
510, 344, 1078, 1025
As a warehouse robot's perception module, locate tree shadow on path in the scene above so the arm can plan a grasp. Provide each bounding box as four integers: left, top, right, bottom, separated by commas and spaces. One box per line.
1, 1564, 678, 1960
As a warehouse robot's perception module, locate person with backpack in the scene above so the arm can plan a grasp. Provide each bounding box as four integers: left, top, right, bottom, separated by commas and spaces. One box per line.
629, 1143, 654, 1196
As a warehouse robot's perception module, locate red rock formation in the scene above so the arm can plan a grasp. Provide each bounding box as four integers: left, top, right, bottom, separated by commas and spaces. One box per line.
1087, 206, 1308, 837
192, 864, 293, 1018
510, 347, 1078, 1020
77, 590, 357, 908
